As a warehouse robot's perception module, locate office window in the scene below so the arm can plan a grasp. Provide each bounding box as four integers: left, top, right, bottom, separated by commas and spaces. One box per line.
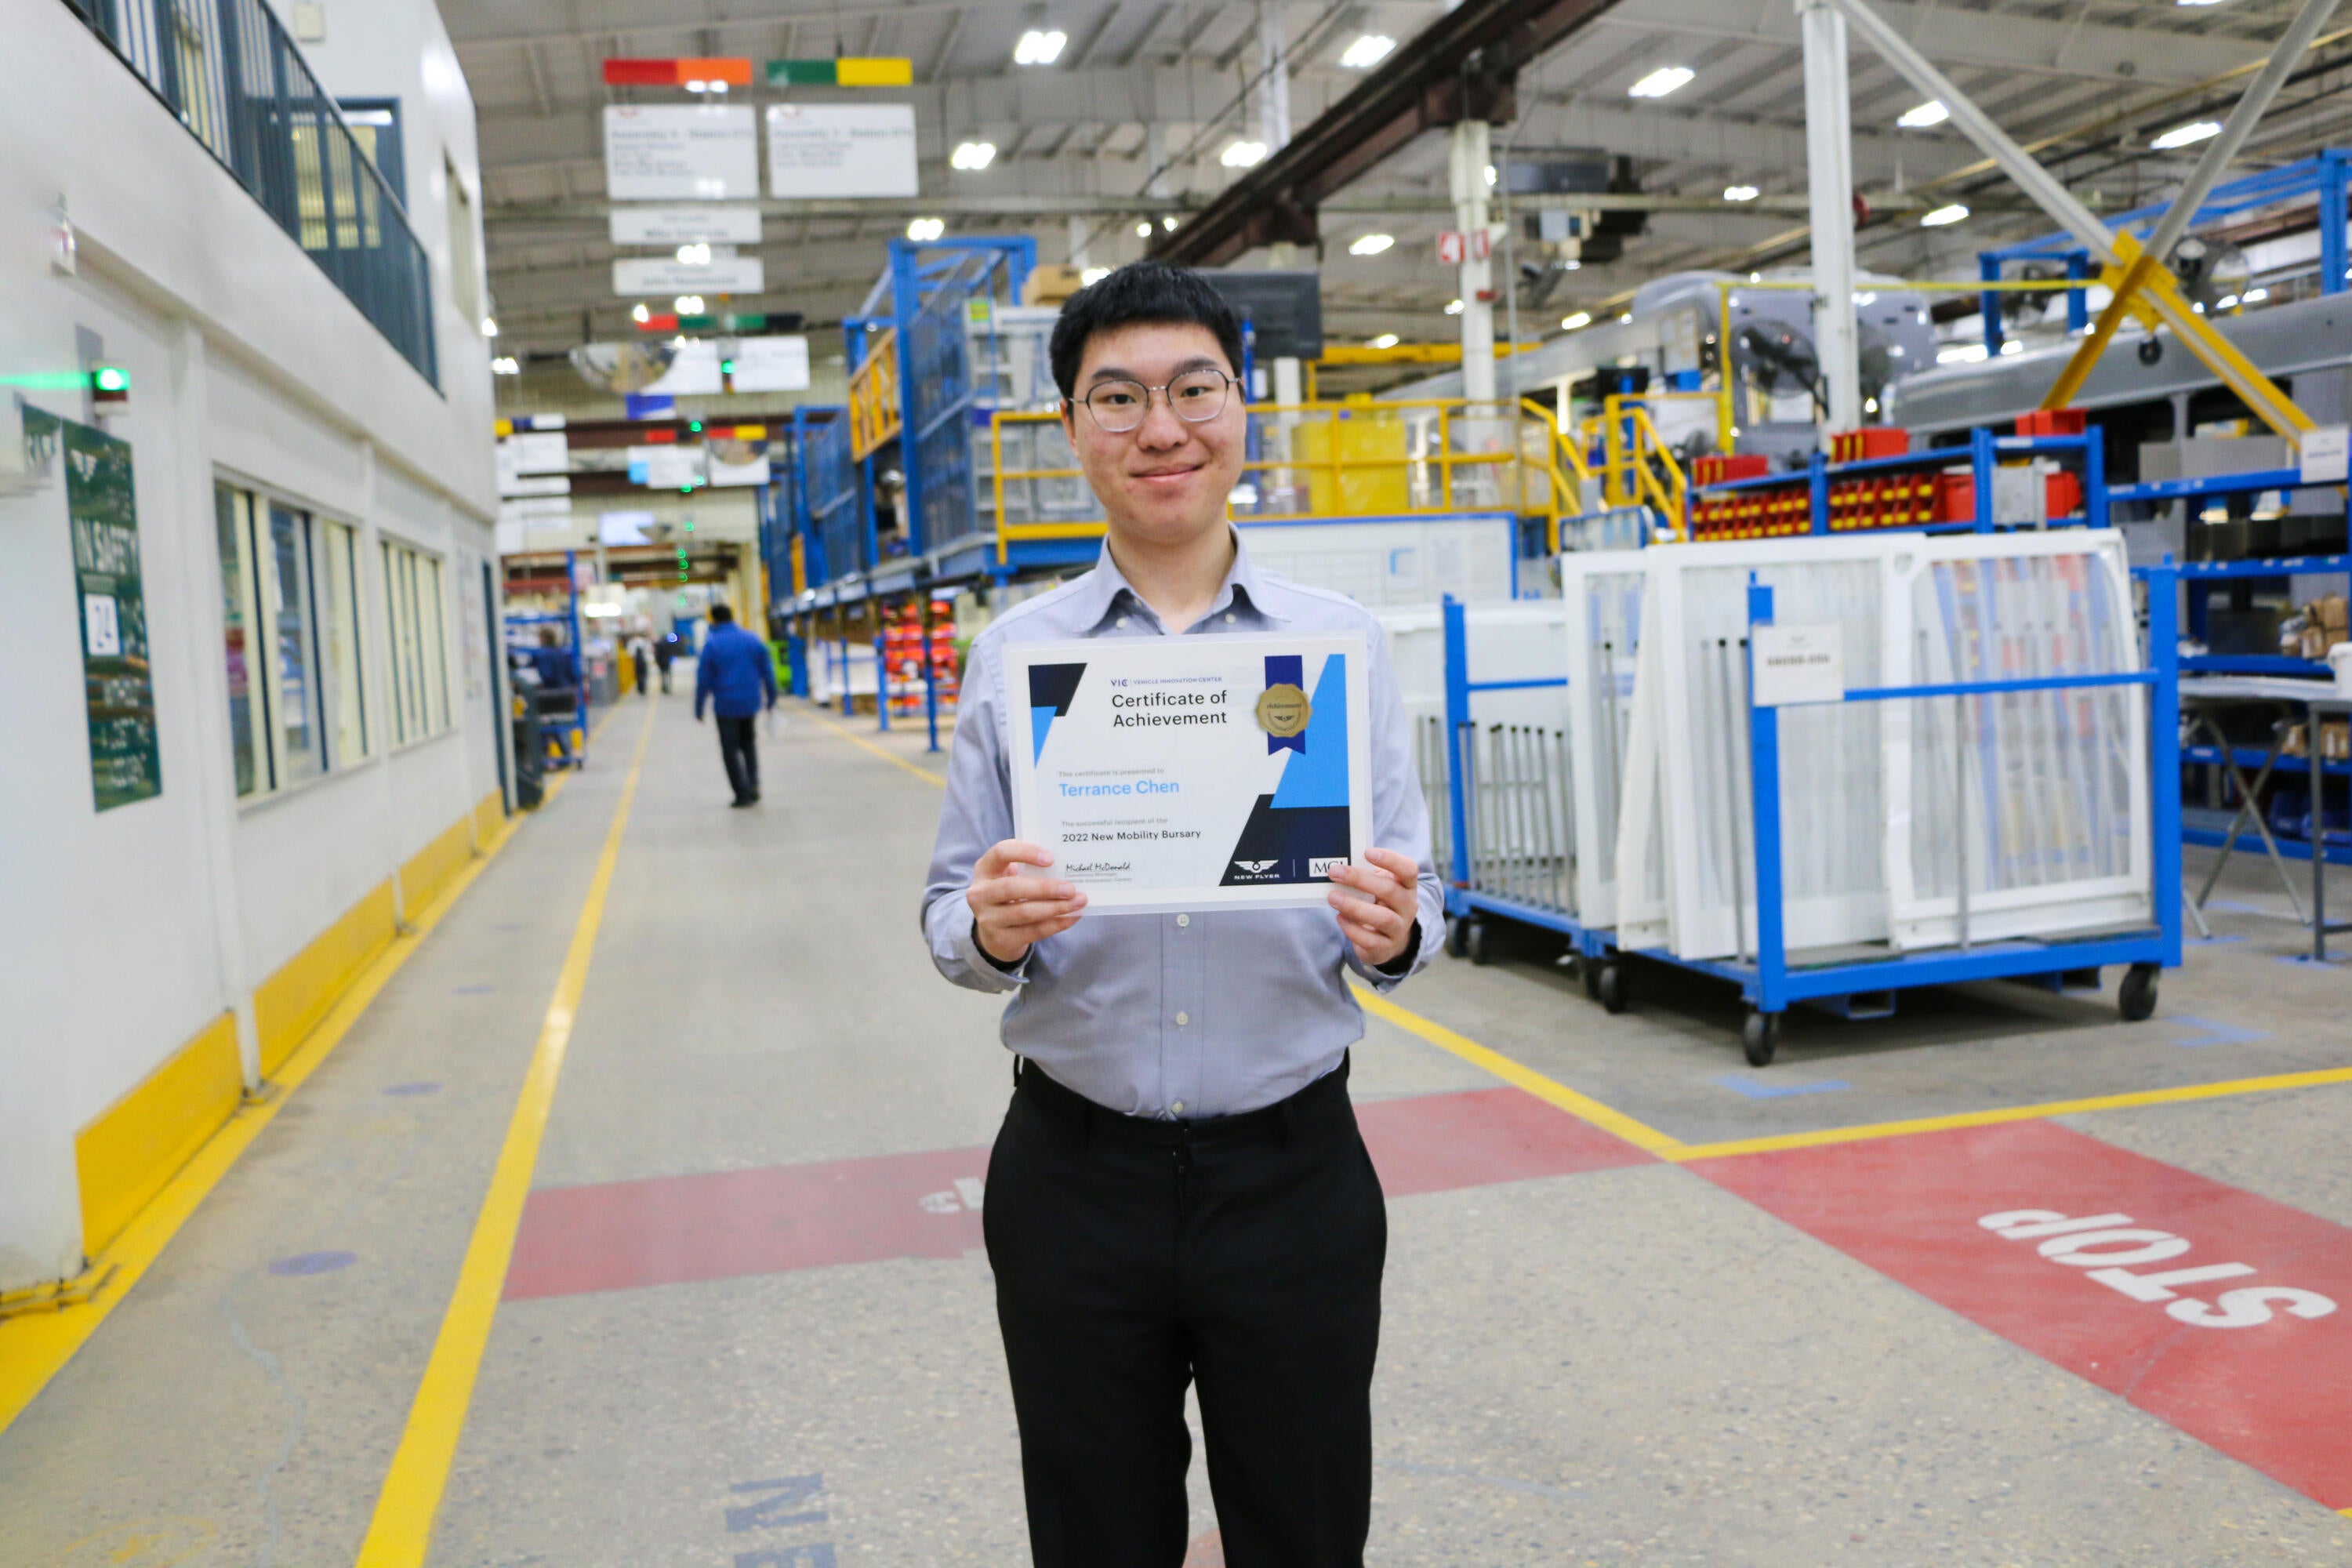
215, 484, 370, 797
382, 538, 452, 744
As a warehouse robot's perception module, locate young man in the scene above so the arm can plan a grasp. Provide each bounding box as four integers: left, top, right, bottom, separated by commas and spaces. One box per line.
693, 602, 777, 806
921, 261, 1443, 1567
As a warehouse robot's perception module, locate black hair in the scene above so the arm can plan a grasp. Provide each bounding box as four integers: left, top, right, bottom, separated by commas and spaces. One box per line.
708, 602, 734, 624
1048, 260, 1246, 402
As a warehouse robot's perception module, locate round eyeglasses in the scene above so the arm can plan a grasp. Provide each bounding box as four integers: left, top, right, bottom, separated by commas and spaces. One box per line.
1073, 370, 1238, 433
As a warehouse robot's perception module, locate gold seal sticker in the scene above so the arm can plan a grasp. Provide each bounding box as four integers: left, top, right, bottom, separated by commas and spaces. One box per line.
1255, 683, 1312, 738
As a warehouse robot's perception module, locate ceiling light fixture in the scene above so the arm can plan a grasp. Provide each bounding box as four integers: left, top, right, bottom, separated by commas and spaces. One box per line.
1340, 34, 1396, 69
1562, 311, 1592, 329
1137, 222, 1154, 237
1162, 215, 1178, 232
1921, 203, 1969, 227
1897, 100, 1948, 129
1446, 299, 1465, 315
492, 355, 520, 376
673, 295, 705, 314
2152, 120, 2222, 151
1723, 184, 1759, 201
1369, 333, 1400, 348
951, 140, 997, 171
1014, 28, 1066, 65
1221, 140, 1269, 169
1628, 66, 1694, 99
906, 217, 946, 241
631, 303, 651, 324
479, 316, 498, 337
1348, 233, 1395, 256
675, 242, 711, 265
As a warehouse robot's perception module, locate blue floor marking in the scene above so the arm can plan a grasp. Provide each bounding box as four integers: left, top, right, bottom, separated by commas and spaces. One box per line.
1714, 1075, 1853, 1099
2169, 1014, 2274, 1048
2204, 898, 2281, 916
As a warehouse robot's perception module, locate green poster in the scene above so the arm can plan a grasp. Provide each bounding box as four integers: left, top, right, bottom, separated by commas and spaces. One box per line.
63, 417, 162, 811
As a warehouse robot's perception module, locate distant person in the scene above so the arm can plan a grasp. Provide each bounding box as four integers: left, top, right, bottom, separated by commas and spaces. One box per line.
654, 631, 678, 693
530, 627, 581, 768
694, 603, 777, 807
631, 636, 651, 698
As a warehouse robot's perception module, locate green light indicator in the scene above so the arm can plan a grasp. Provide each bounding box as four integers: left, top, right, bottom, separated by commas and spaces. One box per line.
92, 365, 129, 393
720, 360, 736, 376
688, 419, 703, 433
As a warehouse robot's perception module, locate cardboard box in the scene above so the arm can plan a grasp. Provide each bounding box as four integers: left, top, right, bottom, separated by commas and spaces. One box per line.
1022, 264, 1087, 307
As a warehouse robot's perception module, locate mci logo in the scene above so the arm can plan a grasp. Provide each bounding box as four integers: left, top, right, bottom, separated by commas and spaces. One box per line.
1308, 857, 1347, 879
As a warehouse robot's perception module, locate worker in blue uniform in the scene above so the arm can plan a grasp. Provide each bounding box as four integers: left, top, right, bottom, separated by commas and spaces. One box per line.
530, 627, 581, 768
694, 602, 778, 807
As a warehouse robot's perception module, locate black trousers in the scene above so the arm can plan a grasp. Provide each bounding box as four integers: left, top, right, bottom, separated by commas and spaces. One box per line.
985, 1057, 1385, 1568
715, 714, 759, 800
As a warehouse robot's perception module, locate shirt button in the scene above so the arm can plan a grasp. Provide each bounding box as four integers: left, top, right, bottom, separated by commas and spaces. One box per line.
1223, 613, 1236, 624
1175, 1011, 1189, 1026
1172, 1100, 1186, 1115
1176, 913, 1191, 927
1116, 615, 1131, 629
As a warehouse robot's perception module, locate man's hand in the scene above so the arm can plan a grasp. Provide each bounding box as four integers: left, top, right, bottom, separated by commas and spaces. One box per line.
967, 840, 1088, 966
1325, 847, 1421, 970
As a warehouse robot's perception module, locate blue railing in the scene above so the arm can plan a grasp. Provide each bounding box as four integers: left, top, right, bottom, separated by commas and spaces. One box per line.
64, 0, 439, 387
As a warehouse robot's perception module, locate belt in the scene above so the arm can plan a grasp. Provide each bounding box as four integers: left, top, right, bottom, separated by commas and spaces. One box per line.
1014, 1052, 1350, 1146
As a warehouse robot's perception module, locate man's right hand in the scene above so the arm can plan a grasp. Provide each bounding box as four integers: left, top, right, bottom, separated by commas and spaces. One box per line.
967, 840, 1087, 966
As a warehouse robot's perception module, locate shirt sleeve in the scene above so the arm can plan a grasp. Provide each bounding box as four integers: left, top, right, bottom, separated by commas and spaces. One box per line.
921, 635, 1031, 993
1343, 615, 1446, 993
694, 643, 713, 717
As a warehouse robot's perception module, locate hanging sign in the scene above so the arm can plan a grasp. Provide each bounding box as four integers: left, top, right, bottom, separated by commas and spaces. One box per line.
610, 205, 764, 245
58, 416, 161, 811
603, 105, 759, 201
613, 256, 766, 296
727, 335, 811, 393
765, 103, 919, 198
1750, 622, 1845, 707
2300, 425, 2350, 485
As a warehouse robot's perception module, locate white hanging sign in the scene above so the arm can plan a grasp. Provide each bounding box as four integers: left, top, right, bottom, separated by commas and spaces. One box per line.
604, 106, 760, 201
765, 103, 919, 198
613, 256, 766, 296
1751, 622, 1846, 706
727, 335, 811, 393
610, 205, 764, 245
2299, 424, 2350, 485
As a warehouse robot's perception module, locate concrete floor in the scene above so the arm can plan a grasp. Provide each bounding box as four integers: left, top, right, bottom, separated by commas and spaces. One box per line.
4, 687, 2351, 1567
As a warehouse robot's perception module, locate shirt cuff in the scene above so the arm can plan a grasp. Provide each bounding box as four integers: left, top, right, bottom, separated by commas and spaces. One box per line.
957, 915, 1031, 990
1348, 917, 1424, 992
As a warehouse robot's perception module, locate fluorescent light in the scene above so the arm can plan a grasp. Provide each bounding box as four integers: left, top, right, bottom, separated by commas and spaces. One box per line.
1620, 313, 1632, 323
1485, 165, 1497, 187
906, 217, 946, 241
1562, 312, 1591, 329
2217, 294, 2240, 310
1221, 140, 1269, 169
675, 242, 711, 265
2244, 286, 2270, 302
1897, 100, 1948, 129
1938, 343, 1989, 364
1014, 28, 1066, 65
1723, 184, 1759, 201
673, 295, 705, 314
2152, 120, 2222, 151
631, 303, 651, 324
1162, 215, 1178, 232
951, 140, 997, 170
1137, 222, 1154, 237
1369, 333, 1400, 348
480, 316, 498, 337
1340, 34, 1396, 68
1080, 267, 1109, 285
492, 356, 520, 376
1348, 233, 1394, 256
1921, 203, 1969, 227
1628, 66, 1694, 99
1446, 298, 1465, 315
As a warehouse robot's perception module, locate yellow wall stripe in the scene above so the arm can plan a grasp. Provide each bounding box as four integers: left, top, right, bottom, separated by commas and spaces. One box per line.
354, 702, 659, 1567
401, 816, 476, 918
73, 1013, 244, 1258
474, 789, 506, 849
252, 881, 397, 1075
0, 800, 527, 1436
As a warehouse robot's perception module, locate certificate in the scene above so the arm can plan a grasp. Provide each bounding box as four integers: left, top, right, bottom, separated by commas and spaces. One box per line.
1005, 633, 1373, 913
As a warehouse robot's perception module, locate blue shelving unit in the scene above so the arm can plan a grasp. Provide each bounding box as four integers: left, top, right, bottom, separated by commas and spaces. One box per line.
1689, 430, 2107, 535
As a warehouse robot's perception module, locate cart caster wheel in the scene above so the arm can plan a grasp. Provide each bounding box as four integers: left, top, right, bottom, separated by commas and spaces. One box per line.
1595, 960, 1628, 1014
2118, 962, 2160, 1023
1445, 916, 1470, 960
1465, 919, 1494, 967
1581, 955, 1603, 1000
1742, 1011, 1780, 1067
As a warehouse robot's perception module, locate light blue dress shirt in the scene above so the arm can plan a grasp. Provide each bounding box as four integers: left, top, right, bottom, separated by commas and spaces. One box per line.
922, 534, 1446, 1119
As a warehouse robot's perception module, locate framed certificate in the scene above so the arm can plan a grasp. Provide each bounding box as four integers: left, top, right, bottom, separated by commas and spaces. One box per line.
1004, 633, 1373, 913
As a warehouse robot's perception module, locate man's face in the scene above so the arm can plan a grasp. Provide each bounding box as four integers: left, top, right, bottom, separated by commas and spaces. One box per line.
1061, 321, 1245, 551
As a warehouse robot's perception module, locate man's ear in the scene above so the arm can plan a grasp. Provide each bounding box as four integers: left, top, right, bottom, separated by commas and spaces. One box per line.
1059, 398, 1077, 445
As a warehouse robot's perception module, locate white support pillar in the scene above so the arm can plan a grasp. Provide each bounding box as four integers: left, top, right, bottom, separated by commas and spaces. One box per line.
1068, 215, 1091, 270
1449, 118, 1497, 405
1799, 0, 1861, 432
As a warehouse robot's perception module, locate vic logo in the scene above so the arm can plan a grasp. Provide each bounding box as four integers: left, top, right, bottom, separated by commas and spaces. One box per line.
1233, 859, 1276, 874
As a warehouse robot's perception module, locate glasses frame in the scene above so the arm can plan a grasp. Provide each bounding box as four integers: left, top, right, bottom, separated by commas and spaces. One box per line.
1069, 369, 1241, 434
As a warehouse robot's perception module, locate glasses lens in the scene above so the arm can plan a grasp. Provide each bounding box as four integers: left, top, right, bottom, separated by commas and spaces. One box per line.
1085, 381, 1149, 431
1169, 371, 1230, 422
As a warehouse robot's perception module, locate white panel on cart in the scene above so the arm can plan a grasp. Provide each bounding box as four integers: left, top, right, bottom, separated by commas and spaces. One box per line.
1241, 516, 1520, 608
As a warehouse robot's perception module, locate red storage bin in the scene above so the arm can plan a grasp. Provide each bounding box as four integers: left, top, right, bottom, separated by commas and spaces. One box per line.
1830, 427, 1911, 463
1693, 453, 1771, 487
2015, 407, 2088, 437
1934, 471, 1976, 523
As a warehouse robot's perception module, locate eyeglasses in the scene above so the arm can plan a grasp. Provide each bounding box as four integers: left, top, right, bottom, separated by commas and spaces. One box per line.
1072, 370, 1238, 433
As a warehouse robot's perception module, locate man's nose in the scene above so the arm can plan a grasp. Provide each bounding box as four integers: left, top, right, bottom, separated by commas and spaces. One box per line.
1133, 388, 1189, 446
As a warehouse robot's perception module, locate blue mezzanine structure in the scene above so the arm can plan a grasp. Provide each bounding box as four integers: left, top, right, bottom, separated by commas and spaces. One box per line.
1976, 151, 2352, 357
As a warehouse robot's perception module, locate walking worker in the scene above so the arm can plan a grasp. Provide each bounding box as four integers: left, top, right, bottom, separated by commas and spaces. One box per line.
529, 626, 581, 768
920, 261, 1443, 1568
693, 602, 777, 807
630, 635, 650, 699
654, 630, 678, 693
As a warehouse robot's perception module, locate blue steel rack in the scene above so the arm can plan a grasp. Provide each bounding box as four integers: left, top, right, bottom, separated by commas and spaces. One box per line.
1432, 570, 2185, 1064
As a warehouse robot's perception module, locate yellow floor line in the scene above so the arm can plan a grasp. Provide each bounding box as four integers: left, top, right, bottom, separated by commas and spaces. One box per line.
1665, 1063, 2352, 1163
354, 701, 658, 1568
1352, 987, 1690, 1157
0, 794, 535, 1435
802, 702, 947, 786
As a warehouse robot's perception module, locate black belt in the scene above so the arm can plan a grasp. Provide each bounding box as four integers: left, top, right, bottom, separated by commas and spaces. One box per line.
1014, 1052, 1350, 1146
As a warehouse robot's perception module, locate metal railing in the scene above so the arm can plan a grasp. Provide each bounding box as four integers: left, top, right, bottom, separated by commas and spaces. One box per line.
848, 327, 902, 459
63, 0, 438, 386
988, 397, 1594, 561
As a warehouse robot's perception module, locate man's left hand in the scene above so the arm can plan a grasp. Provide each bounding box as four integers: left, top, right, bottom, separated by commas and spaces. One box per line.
1326, 847, 1421, 970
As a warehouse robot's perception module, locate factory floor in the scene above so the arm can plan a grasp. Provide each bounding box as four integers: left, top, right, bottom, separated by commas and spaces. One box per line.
4, 688, 2352, 1568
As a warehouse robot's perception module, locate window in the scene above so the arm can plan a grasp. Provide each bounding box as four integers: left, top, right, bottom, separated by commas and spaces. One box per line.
445, 155, 483, 329
382, 537, 452, 745
215, 485, 371, 797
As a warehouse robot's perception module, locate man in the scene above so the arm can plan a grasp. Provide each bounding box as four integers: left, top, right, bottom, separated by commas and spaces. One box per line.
529, 627, 581, 768
693, 602, 777, 807
921, 262, 1443, 1568
654, 630, 678, 693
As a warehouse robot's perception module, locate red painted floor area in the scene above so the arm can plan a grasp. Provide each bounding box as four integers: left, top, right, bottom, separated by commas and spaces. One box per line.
503, 1086, 1650, 1302
1693, 1120, 2352, 1512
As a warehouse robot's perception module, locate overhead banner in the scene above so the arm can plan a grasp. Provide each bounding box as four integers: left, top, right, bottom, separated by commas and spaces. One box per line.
765, 103, 918, 198
610, 205, 764, 245
59, 416, 161, 811
613, 256, 766, 296
604, 105, 759, 201
728, 335, 811, 393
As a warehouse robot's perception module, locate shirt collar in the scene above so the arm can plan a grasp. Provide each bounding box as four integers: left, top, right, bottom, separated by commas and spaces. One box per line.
1076, 529, 1288, 633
